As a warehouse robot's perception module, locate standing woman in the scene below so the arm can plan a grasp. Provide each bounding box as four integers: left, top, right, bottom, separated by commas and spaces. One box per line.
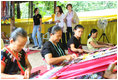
55, 6, 67, 49
64, 4, 79, 41
32, 8, 42, 49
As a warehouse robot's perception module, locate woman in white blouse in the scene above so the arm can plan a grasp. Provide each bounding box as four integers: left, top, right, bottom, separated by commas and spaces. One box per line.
55, 6, 67, 49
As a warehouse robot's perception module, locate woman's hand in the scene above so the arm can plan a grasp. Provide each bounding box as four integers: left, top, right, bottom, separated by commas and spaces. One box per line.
64, 18, 66, 23
71, 54, 77, 59
107, 43, 114, 46
78, 49, 84, 53
105, 45, 112, 48
71, 18, 75, 24
84, 50, 93, 53
57, 20, 60, 23
65, 55, 73, 61
17, 75, 24, 79
24, 68, 31, 79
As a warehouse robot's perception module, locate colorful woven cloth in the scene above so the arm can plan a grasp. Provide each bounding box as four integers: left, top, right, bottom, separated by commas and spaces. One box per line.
50, 54, 117, 79
75, 72, 104, 79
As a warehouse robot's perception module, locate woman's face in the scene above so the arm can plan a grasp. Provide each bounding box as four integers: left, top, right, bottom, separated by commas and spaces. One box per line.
56, 7, 59, 12
10, 36, 27, 53
67, 5, 72, 11
92, 32, 98, 38
51, 30, 62, 43
36, 9, 39, 13
74, 28, 84, 37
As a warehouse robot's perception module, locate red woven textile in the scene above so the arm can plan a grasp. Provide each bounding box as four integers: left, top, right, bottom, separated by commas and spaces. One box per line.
68, 48, 86, 57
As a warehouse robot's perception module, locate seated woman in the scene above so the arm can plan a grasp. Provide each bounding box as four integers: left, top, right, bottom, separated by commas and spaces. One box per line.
87, 29, 112, 51
67, 25, 89, 56
1, 28, 32, 79
41, 25, 76, 69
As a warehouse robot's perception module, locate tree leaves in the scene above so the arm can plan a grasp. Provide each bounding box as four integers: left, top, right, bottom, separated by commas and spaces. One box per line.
14, 1, 117, 19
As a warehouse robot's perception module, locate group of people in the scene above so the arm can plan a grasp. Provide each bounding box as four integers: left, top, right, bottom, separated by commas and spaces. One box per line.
32, 4, 79, 50
41, 24, 113, 68
54, 4, 79, 49
1, 3, 116, 79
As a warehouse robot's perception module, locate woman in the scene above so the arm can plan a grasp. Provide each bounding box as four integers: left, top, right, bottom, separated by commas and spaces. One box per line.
32, 8, 42, 49
67, 25, 89, 56
64, 4, 79, 41
87, 29, 113, 51
41, 25, 77, 69
55, 6, 67, 49
1, 28, 32, 79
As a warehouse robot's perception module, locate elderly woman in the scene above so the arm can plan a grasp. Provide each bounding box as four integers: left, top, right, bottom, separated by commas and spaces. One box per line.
64, 4, 79, 41
1, 28, 32, 79
41, 25, 77, 69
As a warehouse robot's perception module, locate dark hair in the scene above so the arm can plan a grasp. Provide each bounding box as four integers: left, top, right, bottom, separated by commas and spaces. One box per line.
49, 25, 62, 34
57, 6, 63, 14
48, 26, 53, 34
88, 29, 98, 39
74, 24, 84, 30
66, 4, 72, 9
34, 8, 38, 13
10, 28, 27, 41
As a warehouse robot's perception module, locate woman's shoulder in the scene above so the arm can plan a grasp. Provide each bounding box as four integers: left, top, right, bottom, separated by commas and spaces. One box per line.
43, 41, 52, 47
88, 37, 94, 42
68, 36, 75, 42
37, 14, 42, 17
1, 48, 9, 55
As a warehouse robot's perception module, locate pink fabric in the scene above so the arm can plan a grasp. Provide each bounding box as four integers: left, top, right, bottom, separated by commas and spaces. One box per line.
27, 50, 40, 55
31, 65, 47, 74
50, 54, 117, 79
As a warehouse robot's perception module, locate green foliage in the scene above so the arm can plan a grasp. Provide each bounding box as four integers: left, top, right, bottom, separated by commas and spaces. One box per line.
14, 1, 117, 19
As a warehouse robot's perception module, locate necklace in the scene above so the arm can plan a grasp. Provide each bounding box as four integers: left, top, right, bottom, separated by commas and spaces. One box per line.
50, 41, 65, 56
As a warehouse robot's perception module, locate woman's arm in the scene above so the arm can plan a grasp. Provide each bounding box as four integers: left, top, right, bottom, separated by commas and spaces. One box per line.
97, 41, 108, 45
90, 41, 108, 48
45, 53, 73, 65
70, 44, 84, 53
24, 57, 32, 79
60, 14, 65, 28
40, 18, 42, 26
97, 41, 113, 46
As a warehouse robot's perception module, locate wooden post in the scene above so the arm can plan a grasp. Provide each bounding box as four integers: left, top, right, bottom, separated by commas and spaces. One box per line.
17, 1, 20, 19
10, 1, 15, 33
28, 1, 30, 18
29, 1, 33, 18
1, 1, 3, 17
54, 1, 56, 14
31, 1, 33, 18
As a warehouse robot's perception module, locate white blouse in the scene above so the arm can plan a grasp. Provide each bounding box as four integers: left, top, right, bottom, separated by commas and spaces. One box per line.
55, 13, 65, 29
